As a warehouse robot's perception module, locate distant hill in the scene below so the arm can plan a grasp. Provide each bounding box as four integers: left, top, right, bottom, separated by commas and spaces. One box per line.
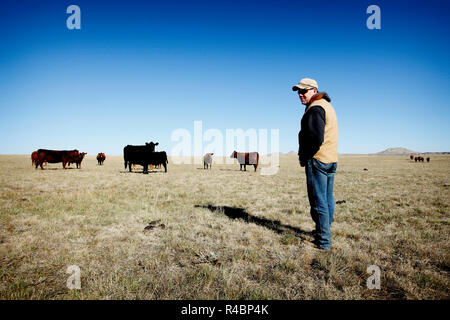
267, 152, 283, 156
375, 147, 418, 155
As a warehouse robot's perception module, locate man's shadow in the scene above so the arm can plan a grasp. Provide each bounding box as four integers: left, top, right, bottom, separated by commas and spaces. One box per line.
195, 205, 312, 240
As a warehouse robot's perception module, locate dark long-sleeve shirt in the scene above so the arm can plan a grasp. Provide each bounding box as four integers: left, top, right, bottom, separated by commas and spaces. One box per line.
298, 105, 325, 164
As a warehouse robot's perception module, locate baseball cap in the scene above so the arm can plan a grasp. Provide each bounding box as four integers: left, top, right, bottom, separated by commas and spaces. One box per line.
292, 78, 318, 91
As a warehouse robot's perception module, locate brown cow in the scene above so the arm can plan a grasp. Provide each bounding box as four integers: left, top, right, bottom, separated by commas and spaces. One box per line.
31, 151, 38, 167
230, 151, 259, 172
203, 153, 214, 170
67, 152, 87, 168
97, 153, 106, 165
74, 152, 87, 168
132, 163, 160, 171
410, 154, 414, 160
415, 156, 424, 162
35, 149, 79, 169
31, 151, 47, 168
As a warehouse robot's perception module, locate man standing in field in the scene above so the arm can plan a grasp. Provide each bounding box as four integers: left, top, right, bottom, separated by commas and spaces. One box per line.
292, 78, 338, 250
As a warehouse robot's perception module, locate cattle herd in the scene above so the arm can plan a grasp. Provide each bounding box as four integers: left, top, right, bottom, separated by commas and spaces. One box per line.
410, 154, 430, 162
31, 149, 86, 169
30, 148, 432, 173
31, 141, 260, 174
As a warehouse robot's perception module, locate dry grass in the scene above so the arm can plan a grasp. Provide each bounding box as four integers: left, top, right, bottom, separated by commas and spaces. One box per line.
0, 154, 449, 299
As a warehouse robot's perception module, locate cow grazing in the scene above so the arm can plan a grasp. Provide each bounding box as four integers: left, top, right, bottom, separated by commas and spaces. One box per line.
35, 149, 79, 169
123, 142, 158, 171
230, 151, 259, 172
426, 157, 430, 162
203, 153, 214, 170
97, 153, 106, 165
414, 156, 418, 162
410, 154, 414, 160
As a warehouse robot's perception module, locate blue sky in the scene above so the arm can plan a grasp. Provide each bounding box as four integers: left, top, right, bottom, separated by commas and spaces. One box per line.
0, 0, 449, 155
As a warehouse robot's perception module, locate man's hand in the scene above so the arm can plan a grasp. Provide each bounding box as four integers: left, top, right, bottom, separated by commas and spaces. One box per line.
299, 156, 305, 167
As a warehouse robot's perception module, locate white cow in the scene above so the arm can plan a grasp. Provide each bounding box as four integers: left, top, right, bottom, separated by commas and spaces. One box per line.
203, 153, 214, 170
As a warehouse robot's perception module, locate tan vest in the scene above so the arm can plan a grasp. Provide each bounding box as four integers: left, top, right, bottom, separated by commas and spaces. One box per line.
306, 98, 338, 163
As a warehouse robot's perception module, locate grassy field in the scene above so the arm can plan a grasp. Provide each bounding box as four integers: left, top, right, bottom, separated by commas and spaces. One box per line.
0, 154, 448, 299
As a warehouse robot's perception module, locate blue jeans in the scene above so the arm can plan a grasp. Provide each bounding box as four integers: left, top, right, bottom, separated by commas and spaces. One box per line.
305, 158, 337, 250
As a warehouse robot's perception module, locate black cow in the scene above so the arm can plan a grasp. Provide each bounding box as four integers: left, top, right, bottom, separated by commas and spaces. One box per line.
123, 142, 167, 173
123, 142, 158, 171
141, 151, 168, 174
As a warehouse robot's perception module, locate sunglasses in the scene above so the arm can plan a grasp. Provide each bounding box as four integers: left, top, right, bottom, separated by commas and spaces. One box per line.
297, 88, 314, 95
